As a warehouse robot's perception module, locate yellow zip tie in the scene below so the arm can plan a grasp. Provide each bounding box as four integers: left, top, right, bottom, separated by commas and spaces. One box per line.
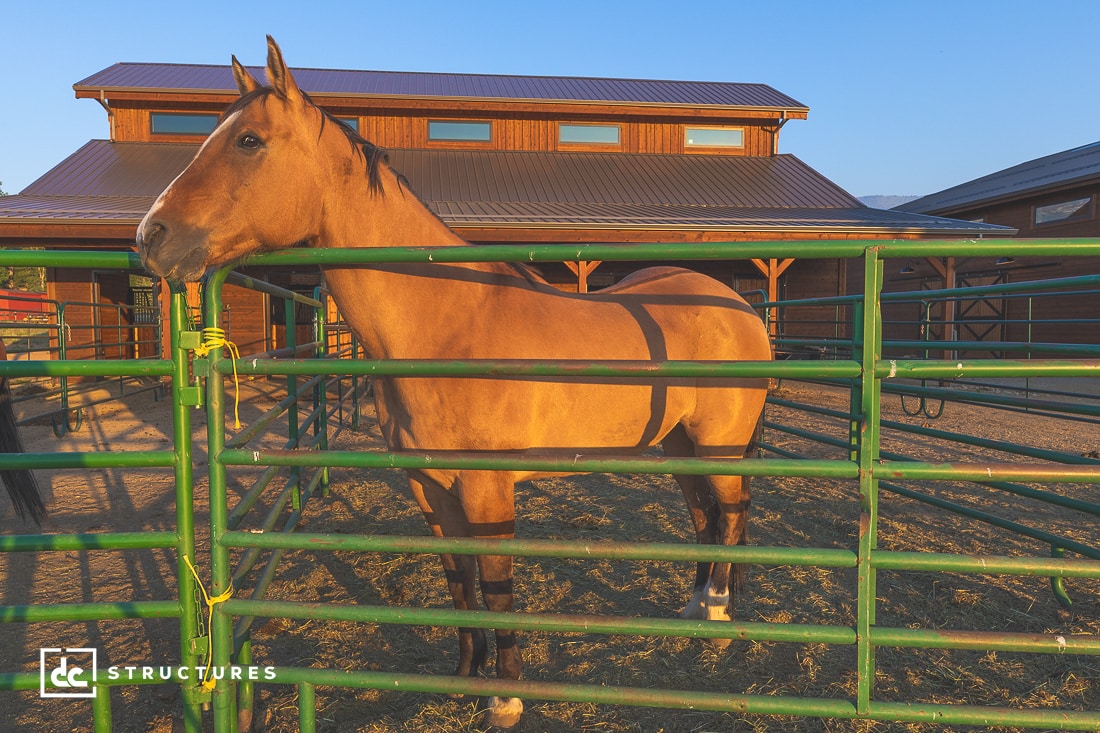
183, 554, 234, 692
194, 328, 243, 429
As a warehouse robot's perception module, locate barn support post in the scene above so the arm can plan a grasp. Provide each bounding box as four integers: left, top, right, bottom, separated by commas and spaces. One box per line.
565, 260, 603, 293
751, 257, 795, 337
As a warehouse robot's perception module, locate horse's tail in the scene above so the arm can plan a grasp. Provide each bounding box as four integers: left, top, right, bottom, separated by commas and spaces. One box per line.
0, 378, 46, 524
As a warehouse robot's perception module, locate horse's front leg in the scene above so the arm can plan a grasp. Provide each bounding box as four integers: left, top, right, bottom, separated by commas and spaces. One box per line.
457, 471, 524, 730
406, 473, 487, 680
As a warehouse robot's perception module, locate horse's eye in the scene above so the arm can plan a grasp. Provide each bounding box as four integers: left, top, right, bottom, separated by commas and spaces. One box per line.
238, 134, 262, 150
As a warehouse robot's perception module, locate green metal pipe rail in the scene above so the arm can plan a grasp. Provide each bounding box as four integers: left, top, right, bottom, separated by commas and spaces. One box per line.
1, 293, 165, 436
3, 241, 1099, 730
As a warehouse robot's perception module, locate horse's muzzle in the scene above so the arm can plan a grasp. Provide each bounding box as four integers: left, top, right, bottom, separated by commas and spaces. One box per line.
137, 220, 208, 283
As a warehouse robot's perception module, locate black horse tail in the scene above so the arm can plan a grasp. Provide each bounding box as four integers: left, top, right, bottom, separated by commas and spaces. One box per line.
0, 377, 45, 524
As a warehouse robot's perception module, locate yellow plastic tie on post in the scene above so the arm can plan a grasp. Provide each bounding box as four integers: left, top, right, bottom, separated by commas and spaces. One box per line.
193, 328, 243, 429
183, 554, 234, 692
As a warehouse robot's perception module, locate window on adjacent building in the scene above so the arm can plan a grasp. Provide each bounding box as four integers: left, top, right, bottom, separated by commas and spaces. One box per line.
684, 126, 744, 149
1033, 196, 1092, 225
559, 123, 620, 146
428, 120, 492, 142
150, 113, 219, 135
334, 117, 359, 133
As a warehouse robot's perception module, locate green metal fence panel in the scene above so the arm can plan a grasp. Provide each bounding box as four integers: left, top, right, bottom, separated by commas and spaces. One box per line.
196, 239, 1100, 732
2, 242, 1099, 730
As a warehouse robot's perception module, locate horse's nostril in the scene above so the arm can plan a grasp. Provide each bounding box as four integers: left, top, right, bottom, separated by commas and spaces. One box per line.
141, 222, 167, 250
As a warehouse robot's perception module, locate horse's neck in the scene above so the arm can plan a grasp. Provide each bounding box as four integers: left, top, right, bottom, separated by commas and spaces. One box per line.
318, 166, 527, 358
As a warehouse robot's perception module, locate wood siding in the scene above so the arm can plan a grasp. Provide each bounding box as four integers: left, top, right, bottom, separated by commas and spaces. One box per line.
114, 103, 780, 156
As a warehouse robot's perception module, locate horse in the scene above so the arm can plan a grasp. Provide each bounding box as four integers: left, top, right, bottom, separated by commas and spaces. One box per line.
137, 37, 771, 730
0, 340, 46, 524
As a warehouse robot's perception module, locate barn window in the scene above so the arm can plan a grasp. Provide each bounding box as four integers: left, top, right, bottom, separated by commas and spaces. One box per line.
334, 117, 359, 133
559, 123, 620, 145
1034, 197, 1092, 225
150, 113, 219, 135
428, 120, 492, 142
684, 126, 744, 149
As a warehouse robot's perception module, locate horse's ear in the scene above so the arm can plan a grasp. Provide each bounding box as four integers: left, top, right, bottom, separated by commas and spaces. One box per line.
231, 55, 261, 96
264, 35, 303, 103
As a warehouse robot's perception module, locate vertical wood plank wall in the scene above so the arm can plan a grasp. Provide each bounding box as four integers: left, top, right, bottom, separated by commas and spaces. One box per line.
115, 106, 776, 156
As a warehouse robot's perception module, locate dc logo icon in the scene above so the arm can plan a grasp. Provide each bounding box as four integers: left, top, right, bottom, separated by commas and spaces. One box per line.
40, 648, 97, 698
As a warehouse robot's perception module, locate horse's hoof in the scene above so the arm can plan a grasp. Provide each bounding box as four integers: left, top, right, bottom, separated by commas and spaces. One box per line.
679, 589, 706, 620
704, 591, 732, 649
480, 695, 523, 730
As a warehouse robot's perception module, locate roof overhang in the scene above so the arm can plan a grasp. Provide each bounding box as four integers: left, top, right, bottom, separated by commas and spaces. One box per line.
0, 141, 1012, 244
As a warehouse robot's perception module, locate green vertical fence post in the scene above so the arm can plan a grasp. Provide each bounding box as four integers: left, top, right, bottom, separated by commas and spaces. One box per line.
92, 684, 112, 733
285, 298, 302, 511
848, 297, 864, 463
312, 289, 330, 493
298, 681, 316, 733
856, 248, 884, 714
203, 269, 238, 733
171, 289, 206, 731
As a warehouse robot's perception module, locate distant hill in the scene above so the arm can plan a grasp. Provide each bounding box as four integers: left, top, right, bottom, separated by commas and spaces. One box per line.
858, 195, 921, 209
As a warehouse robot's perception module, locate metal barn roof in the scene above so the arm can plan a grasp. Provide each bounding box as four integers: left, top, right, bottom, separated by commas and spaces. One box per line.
75, 62, 809, 113
0, 141, 1007, 236
897, 140, 1100, 215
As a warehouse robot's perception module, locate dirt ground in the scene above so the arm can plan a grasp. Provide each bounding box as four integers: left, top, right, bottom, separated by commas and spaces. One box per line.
0, 376, 1097, 732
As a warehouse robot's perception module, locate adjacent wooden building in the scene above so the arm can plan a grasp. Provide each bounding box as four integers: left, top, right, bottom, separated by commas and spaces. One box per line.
895, 141, 1100, 351
0, 56, 1002, 357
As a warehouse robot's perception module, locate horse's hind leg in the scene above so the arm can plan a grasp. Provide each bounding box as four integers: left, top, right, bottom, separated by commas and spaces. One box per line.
664, 426, 718, 620
666, 425, 753, 650
698, 473, 751, 646
457, 470, 524, 730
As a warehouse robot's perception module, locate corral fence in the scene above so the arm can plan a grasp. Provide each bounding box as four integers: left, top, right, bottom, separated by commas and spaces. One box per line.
0, 284, 164, 436
0, 241, 1098, 731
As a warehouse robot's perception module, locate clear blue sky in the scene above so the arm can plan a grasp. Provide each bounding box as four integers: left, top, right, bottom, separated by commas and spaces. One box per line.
3, 0, 1098, 200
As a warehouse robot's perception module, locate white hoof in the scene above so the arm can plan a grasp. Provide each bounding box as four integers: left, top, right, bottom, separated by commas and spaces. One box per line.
705, 590, 732, 650
679, 589, 707, 620
483, 695, 523, 730
705, 591, 731, 622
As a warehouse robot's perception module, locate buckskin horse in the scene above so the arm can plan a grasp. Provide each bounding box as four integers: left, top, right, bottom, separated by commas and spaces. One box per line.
137, 37, 771, 730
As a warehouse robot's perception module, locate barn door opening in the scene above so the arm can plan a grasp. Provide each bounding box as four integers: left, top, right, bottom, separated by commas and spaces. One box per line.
956, 272, 1008, 358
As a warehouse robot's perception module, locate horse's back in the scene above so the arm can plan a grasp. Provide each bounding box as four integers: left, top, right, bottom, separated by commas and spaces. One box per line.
596, 266, 770, 362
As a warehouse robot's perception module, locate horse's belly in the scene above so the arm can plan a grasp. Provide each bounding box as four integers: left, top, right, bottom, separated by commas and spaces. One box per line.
378, 376, 693, 453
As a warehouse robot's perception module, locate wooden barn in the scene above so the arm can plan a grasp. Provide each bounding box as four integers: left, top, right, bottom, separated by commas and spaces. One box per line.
895, 141, 1100, 350
0, 56, 1004, 358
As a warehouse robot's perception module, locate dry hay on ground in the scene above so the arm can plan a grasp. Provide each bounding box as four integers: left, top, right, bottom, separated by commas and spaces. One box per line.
0, 379, 1096, 732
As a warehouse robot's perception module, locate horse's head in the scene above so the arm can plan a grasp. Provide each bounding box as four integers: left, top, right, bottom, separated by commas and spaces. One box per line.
137, 37, 332, 283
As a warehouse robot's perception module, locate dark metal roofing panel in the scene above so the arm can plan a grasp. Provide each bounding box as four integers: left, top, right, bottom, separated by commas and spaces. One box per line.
387, 149, 861, 209
0, 195, 150, 221
0, 140, 1009, 236
897, 140, 1100, 215
427, 200, 1003, 232
75, 62, 808, 111
21, 141, 199, 197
